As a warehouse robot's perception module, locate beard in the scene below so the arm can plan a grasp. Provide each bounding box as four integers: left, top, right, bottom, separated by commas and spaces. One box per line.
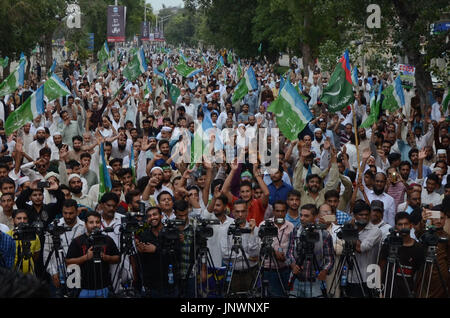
70, 186, 82, 194
118, 143, 126, 151
373, 187, 384, 195
37, 137, 46, 144
308, 186, 319, 194
73, 146, 81, 152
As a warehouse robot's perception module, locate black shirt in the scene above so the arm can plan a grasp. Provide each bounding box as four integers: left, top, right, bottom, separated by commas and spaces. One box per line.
66, 233, 120, 290
379, 240, 426, 298
136, 226, 171, 290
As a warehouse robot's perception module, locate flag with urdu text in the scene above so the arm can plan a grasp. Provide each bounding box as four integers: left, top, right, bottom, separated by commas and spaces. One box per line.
267, 80, 313, 141
382, 76, 405, 112
232, 66, 258, 103
123, 48, 148, 81
5, 85, 44, 135
98, 142, 112, 201
443, 89, 449, 113
361, 82, 383, 128
321, 50, 355, 113
0, 58, 26, 96
44, 73, 72, 102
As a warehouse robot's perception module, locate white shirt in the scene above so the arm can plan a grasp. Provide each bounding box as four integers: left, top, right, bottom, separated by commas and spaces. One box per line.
43, 217, 86, 276
28, 140, 48, 161
431, 102, 442, 122
366, 190, 397, 226
421, 189, 442, 207
220, 221, 260, 271
200, 210, 234, 268
111, 139, 133, 159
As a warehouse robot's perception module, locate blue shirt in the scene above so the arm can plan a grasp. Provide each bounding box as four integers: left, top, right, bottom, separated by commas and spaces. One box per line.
268, 182, 293, 206
155, 159, 177, 170
0, 231, 16, 269
409, 165, 431, 181
397, 140, 412, 163
286, 212, 301, 228
336, 210, 352, 225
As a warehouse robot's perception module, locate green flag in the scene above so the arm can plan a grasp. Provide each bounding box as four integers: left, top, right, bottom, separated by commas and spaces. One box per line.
381, 77, 405, 112
5, 86, 44, 135
321, 50, 355, 113
97, 41, 109, 64
361, 83, 383, 128
44, 74, 72, 102
158, 60, 168, 72
0, 59, 25, 97
258, 43, 262, 55
267, 80, 313, 141
443, 89, 449, 113
123, 48, 148, 82
175, 62, 203, 78
227, 50, 233, 64
168, 82, 180, 105
0, 57, 8, 68
232, 67, 258, 104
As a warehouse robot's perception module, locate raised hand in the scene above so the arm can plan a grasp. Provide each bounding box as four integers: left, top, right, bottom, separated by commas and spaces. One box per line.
323, 137, 331, 151
418, 148, 427, 161
213, 184, 222, 199
362, 148, 371, 161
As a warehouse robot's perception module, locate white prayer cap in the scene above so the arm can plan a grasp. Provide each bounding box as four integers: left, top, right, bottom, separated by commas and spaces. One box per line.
45, 172, 60, 181
161, 126, 172, 132
17, 176, 30, 186
68, 174, 82, 182
75, 97, 81, 101
238, 123, 245, 129
437, 149, 446, 155
36, 127, 45, 132
314, 128, 322, 133
150, 166, 163, 174
53, 131, 62, 136
432, 167, 442, 173
213, 90, 220, 94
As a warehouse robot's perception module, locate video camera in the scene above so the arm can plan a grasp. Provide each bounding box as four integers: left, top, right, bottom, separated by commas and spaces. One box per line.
13, 222, 44, 241
120, 211, 145, 233
195, 217, 220, 240
47, 219, 71, 237
385, 228, 408, 247
337, 222, 359, 242
258, 219, 279, 239
88, 227, 114, 263
228, 219, 252, 236
160, 218, 185, 241
419, 226, 448, 246
299, 223, 326, 244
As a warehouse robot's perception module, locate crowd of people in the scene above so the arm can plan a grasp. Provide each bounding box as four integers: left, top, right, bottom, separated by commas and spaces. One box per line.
0, 44, 449, 298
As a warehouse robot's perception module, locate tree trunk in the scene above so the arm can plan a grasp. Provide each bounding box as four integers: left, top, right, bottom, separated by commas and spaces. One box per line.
25, 55, 31, 80
2, 61, 11, 80
44, 32, 53, 72
301, 42, 313, 74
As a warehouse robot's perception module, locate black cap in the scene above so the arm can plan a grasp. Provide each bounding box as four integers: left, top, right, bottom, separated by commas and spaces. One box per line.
370, 200, 384, 212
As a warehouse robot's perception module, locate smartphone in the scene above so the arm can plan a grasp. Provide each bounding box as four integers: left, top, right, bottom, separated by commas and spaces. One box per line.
323, 215, 336, 223
430, 210, 441, 219
37, 181, 50, 189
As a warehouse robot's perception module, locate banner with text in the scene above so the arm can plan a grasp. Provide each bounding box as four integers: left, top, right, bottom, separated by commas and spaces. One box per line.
107, 5, 126, 42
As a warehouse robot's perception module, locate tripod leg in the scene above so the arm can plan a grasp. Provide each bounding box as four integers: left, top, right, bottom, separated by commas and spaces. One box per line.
251, 252, 267, 294
390, 262, 396, 298
426, 262, 433, 298
418, 262, 428, 298
226, 252, 238, 297
270, 251, 288, 297
350, 255, 367, 298
328, 253, 344, 297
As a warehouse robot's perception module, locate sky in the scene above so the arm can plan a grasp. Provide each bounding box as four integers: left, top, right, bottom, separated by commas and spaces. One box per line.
146, 0, 184, 13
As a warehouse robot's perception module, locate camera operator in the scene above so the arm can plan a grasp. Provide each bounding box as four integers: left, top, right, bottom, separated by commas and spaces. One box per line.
258, 200, 294, 297
205, 186, 234, 269
135, 206, 176, 297
285, 204, 334, 298
43, 199, 85, 290
413, 208, 450, 298
378, 212, 426, 298
66, 211, 120, 298
345, 200, 382, 297
173, 200, 196, 297
7, 210, 41, 274
220, 199, 260, 294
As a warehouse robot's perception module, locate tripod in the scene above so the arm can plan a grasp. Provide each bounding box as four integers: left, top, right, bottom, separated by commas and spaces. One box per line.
417, 245, 449, 298
382, 243, 414, 298
328, 240, 367, 298
15, 240, 34, 274
44, 234, 68, 297
251, 236, 287, 297
288, 238, 325, 298
224, 234, 253, 297
160, 238, 181, 297
111, 230, 145, 297
186, 236, 220, 298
